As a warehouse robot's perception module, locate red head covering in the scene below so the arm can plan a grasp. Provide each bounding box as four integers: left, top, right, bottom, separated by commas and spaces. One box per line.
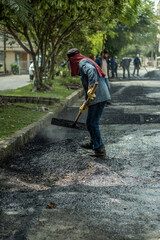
68, 51, 105, 78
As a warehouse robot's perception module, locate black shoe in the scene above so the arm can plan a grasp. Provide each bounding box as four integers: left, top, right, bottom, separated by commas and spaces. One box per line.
107, 101, 111, 105
94, 146, 106, 157
81, 142, 93, 149
90, 146, 106, 158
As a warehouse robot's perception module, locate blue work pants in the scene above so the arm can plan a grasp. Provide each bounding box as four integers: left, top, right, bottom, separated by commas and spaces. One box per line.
86, 101, 106, 150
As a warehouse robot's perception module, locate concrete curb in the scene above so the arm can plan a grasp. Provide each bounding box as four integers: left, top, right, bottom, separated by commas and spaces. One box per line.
0, 88, 84, 166
0, 95, 60, 105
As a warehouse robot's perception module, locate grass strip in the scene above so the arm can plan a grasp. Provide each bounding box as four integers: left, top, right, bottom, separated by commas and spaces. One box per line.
0, 105, 47, 141
0, 76, 81, 101
0, 76, 82, 140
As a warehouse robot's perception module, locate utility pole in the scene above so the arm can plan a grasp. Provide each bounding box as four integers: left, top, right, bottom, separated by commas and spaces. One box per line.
155, 42, 158, 69
3, 27, 7, 74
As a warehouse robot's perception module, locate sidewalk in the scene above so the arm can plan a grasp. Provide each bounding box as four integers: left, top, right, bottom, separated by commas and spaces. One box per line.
0, 74, 30, 92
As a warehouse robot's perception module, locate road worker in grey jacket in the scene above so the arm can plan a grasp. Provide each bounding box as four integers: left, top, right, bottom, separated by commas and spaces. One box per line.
67, 48, 111, 157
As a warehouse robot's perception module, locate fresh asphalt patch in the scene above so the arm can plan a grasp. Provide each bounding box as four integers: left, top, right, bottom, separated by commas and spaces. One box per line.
0, 80, 160, 240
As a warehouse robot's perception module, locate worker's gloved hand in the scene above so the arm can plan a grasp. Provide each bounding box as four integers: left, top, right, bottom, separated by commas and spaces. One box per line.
79, 102, 88, 113
87, 86, 96, 100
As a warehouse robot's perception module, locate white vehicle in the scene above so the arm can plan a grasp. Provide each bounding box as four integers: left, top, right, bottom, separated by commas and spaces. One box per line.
29, 62, 34, 80
29, 56, 42, 80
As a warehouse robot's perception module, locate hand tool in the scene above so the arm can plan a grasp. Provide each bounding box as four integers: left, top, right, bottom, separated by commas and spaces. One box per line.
51, 82, 98, 130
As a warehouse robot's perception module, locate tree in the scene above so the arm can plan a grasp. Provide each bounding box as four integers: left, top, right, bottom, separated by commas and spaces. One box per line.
104, 0, 159, 57
0, 0, 143, 91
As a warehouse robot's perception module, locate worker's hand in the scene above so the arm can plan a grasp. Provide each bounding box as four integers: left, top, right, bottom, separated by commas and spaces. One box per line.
79, 102, 88, 113
87, 86, 96, 100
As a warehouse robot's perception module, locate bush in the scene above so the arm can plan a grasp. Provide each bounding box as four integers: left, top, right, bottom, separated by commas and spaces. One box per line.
11, 63, 19, 74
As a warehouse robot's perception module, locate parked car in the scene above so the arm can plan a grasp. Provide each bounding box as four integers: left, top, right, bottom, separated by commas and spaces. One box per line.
29, 56, 51, 80
29, 56, 42, 80
29, 62, 34, 80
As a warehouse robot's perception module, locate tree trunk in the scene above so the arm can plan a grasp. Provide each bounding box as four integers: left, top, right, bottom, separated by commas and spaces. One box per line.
49, 55, 55, 80
32, 56, 53, 92
3, 28, 7, 74
32, 56, 42, 91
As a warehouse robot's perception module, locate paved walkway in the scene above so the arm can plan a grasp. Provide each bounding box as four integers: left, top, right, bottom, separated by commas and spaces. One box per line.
0, 74, 30, 92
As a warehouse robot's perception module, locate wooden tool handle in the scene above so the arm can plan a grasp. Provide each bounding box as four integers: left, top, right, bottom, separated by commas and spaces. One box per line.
84, 81, 98, 107
73, 82, 99, 126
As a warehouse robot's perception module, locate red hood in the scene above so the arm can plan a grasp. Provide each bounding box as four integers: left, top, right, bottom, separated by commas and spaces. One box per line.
69, 53, 105, 78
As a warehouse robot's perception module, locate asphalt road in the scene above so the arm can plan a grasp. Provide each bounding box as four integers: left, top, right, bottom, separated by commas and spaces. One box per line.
0, 78, 160, 240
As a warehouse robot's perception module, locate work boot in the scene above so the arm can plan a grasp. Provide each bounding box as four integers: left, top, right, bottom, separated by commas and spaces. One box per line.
94, 146, 106, 158
81, 141, 93, 149
107, 100, 111, 105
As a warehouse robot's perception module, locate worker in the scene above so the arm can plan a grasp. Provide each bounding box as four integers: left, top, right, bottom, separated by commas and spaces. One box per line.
120, 58, 132, 78
67, 48, 111, 158
133, 54, 141, 76
95, 49, 110, 90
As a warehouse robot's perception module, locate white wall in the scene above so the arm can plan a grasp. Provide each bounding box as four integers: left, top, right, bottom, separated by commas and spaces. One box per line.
6, 51, 15, 72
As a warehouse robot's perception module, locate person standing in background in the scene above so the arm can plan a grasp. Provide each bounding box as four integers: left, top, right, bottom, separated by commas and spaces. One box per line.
95, 50, 110, 91
114, 56, 118, 78
120, 58, 132, 78
133, 54, 141, 77
110, 56, 116, 78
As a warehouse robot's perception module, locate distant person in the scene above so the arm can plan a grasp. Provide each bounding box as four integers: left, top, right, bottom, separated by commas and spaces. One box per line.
133, 54, 141, 77
95, 50, 110, 90
114, 56, 118, 78
120, 58, 132, 78
110, 56, 116, 78
107, 56, 111, 80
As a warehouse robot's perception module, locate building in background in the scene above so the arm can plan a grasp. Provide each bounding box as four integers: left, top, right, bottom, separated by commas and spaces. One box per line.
0, 32, 32, 74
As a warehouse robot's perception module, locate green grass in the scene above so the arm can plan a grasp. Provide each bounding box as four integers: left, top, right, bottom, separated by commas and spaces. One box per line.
0, 76, 81, 101
0, 105, 47, 141
0, 76, 82, 141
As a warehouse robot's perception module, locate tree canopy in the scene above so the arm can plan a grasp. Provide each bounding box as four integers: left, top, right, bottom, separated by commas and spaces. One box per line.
104, 0, 159, 57
0, 0, 158, 90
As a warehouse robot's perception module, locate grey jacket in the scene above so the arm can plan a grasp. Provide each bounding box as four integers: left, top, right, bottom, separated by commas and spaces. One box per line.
79, 59, 111, 105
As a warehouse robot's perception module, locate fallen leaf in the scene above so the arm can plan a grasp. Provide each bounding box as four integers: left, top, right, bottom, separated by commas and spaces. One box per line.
123, 152, 127, 155
47, 202, 56, 209
88, 163, 93, 168
150, 180, 157, 183
27, 178, 32, 181
65, 176, 70, 179
39, 188, 47, 191
85, 136, 90, 139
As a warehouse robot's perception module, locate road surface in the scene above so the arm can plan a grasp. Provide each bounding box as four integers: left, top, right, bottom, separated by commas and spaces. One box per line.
0, 78, 160, 240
